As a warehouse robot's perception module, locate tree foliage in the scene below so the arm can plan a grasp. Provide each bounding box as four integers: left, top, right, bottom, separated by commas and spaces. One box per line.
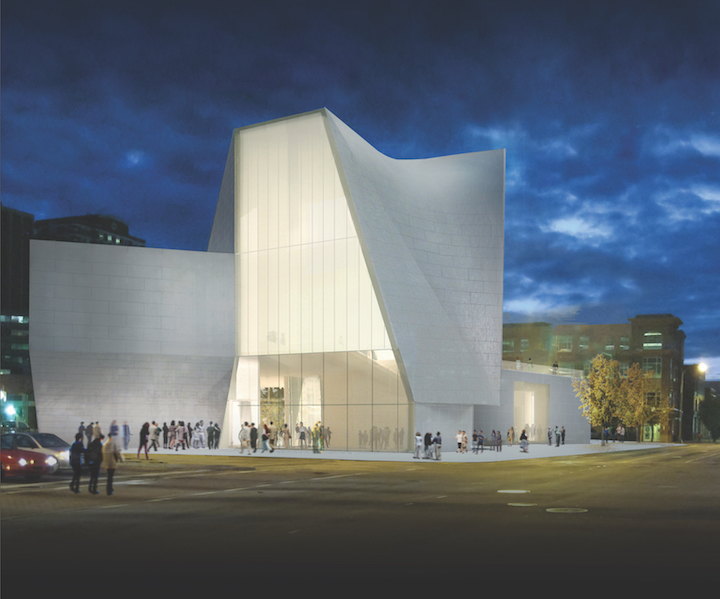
698, 394, 720, 442
573, 354, 667, 442
618, 362, 664, 440
573, 354, 622, 428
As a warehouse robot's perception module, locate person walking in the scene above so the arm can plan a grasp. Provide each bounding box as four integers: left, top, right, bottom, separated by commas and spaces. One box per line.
477, 430, 485, 453
424, 431, 433, 459
122, 421, 132, 450
168, 420, 177, 449
138, 422, 150, 459
148, 421, 161, 452
433, 431, 442, 461
238, 422, 251, 454
261, 424, 270, 453
268, 421, 277, 453
520, 429, 529, 453
282, 424, 291, 448
296, 422, 308, 449
69, 433, 85, 493
85, 422, 94, 449
109, 420, 120, 450
175, 421, 186, 451
250, 423, 258, 452
207, 422, 215, 449
414, 432, 423, 459
102, 435, 123, 496
86, 434, 103, 495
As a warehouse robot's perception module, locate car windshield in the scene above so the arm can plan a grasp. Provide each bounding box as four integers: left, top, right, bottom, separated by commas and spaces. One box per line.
29, 433, 69, 448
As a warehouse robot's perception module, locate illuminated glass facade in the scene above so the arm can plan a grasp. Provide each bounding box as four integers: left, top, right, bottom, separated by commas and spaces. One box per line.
221, 112, 410, 450
209, 108, 506, 452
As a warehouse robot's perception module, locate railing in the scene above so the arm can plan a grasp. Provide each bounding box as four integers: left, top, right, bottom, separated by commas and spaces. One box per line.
501, 360, 584, 378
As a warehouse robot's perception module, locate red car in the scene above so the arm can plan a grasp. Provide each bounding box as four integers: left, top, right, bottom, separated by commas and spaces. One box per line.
1, 446, 59, 480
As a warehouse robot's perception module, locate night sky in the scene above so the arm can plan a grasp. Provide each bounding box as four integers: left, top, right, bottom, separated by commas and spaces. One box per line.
2, 0, 719, 374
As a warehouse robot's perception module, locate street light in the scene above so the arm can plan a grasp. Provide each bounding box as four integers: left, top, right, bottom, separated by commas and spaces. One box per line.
680, 362, 708, 444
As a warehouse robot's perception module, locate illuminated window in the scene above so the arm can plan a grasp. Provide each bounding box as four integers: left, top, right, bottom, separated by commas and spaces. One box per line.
643, 332, 662, 350
556, 336, 572, 352
643, 356, 662, 377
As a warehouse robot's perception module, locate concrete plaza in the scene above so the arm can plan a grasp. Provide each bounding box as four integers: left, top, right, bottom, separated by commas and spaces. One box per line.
128, 438, 672, 463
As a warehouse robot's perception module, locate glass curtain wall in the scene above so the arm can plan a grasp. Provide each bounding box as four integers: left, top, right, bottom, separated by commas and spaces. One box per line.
230, 112, 412, 451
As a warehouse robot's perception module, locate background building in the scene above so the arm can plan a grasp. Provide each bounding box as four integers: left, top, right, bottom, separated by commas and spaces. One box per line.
1, 206, 35, 428
33, 214, 146, 247
1, 208, 147, 432
503, 314, 686, 441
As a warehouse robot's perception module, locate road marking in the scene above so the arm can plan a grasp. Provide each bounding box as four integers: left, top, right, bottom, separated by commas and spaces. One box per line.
309, 473, 363, 480
497, 489, 530, 494
3, 470, 369, 516
546, 507, 587, 513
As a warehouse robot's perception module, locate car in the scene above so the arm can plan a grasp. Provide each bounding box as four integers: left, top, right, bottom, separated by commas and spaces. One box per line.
1, 445, 59, 480
1, 420, 32, 433
0, 432, 71, 470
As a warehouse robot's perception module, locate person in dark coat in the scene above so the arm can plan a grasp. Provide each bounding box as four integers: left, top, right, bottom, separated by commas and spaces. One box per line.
86, 434, 103, 494
214, 422, 221, 449
207, 421, 215, 449
250, 423, 258, 453
138, 422, 150, 459
69, 433, 85, 493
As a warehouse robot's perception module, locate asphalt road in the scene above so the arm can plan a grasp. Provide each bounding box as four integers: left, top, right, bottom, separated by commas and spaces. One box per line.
2, 444, 719, 584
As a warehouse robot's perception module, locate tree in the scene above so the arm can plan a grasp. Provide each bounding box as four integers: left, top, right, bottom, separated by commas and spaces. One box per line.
698, 394, 720, 442
618, 362, 663, 442
573, 354, 623, 445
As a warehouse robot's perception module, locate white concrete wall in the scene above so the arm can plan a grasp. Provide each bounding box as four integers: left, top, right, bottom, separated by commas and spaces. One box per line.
29, 240, 234, 445
476, 368, 590, 444
326, 110, 505, 407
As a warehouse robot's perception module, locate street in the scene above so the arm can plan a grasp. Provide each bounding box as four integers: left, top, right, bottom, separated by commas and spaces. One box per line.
3, 444, 719, 584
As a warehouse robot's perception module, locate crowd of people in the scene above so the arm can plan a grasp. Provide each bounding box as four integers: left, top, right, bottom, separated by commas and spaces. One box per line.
69, 425, 123, 496
234, 421, 328, 454
413, 431, 443, 460
412, 425, 568, 458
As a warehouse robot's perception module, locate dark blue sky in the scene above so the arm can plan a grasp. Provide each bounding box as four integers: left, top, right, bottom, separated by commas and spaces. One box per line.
3, 0, 719, 373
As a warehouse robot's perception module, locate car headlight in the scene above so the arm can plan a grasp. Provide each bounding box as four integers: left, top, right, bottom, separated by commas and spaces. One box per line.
18, 458, 28, 467
60, 451, 69, 462
46, 456, 58, 467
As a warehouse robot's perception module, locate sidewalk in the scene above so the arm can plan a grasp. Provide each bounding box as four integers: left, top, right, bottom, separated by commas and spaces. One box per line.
126, 439, 675, 463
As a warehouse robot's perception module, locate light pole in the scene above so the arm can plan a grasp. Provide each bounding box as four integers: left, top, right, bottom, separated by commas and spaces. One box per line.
680, 362, 708, 443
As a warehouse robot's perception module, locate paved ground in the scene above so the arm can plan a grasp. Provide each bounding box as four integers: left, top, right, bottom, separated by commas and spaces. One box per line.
129, 438, 671, 462
4, 440, 718, 586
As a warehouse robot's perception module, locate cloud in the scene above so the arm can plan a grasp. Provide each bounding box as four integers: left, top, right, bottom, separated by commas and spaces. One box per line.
650, 129, 720, 158
541, 215, 614, 244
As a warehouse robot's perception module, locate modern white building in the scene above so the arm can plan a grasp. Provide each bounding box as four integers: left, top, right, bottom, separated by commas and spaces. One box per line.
28, 109, 587, 450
